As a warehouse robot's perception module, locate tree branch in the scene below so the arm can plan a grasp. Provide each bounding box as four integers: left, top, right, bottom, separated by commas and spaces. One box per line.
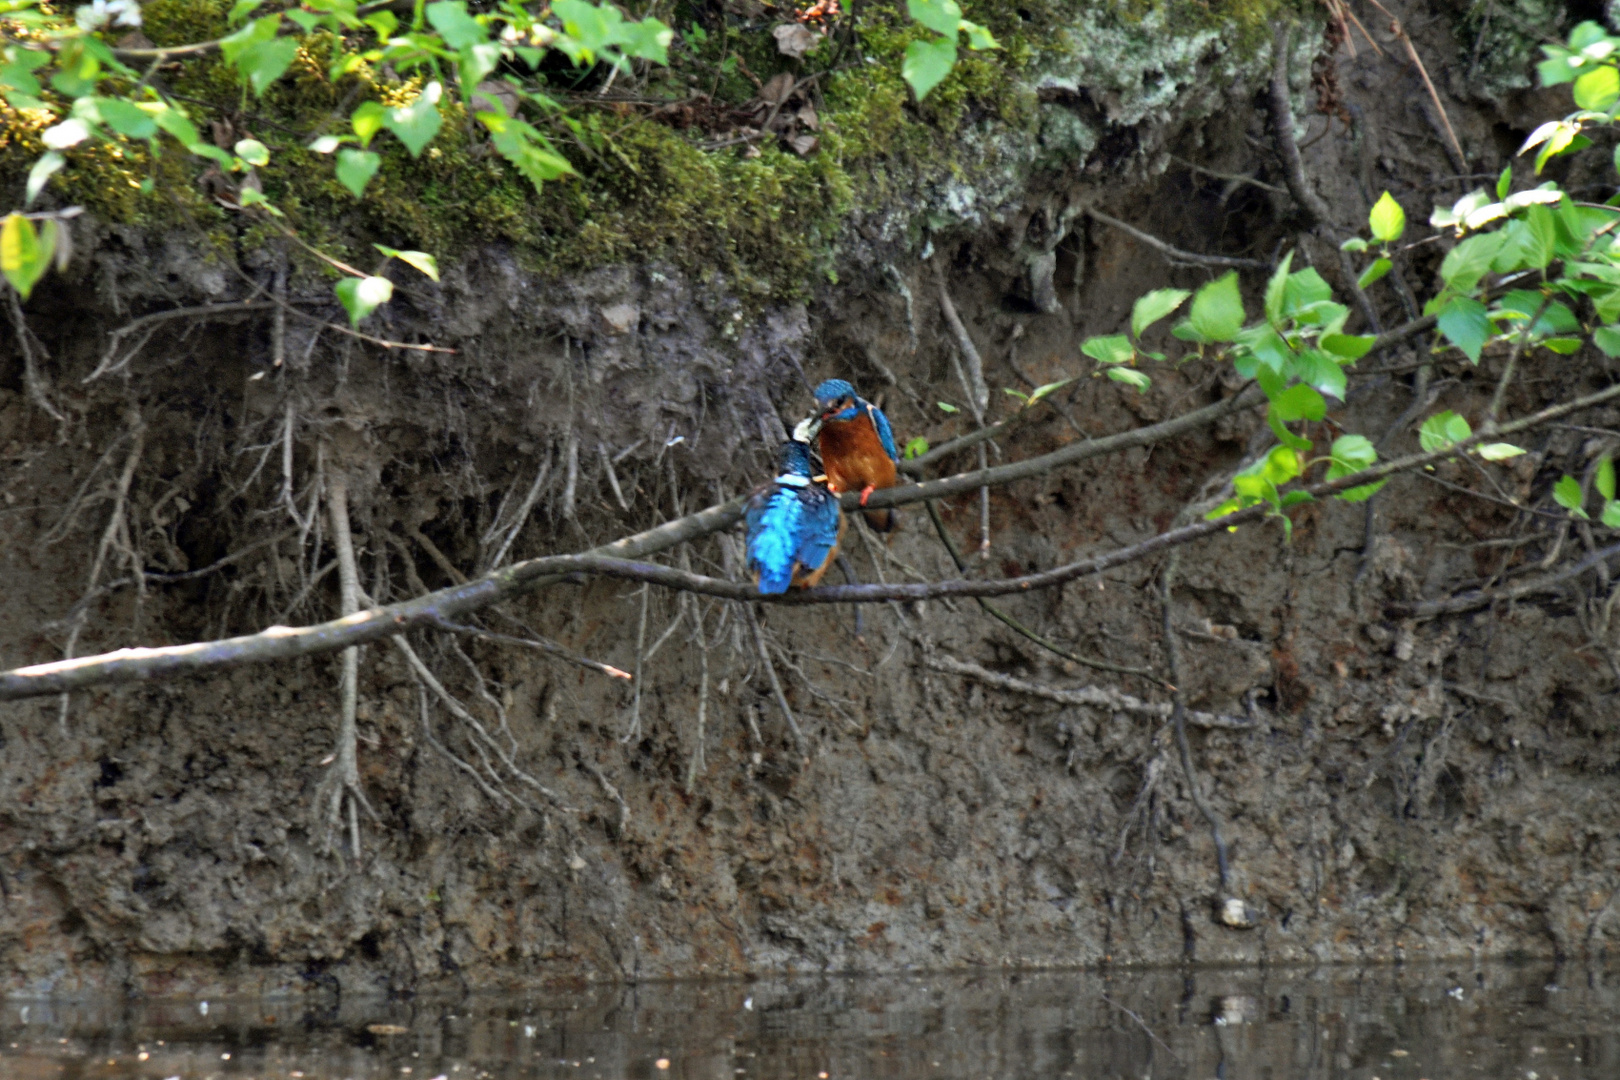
7, 380, 1617, 701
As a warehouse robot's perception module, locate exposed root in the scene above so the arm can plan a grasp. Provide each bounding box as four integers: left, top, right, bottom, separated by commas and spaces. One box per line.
5, 288, 66, 424
924, 499, 1155, 679
925, 652, 1249, 728
84, 301, 275, 384
394, 633, 575, 811
621, 584, 650, 744
746, 604, 806, 755
313, 471, 375, 860
425, 615, 630, 680
584, 758, 630, 834
1112, 752, 1167, 867
1160, 551, 1232, 892
1084, 208, 1270, 270
56, 409, 145, 731
683, 594, 711, 794
483, 455, 553, 571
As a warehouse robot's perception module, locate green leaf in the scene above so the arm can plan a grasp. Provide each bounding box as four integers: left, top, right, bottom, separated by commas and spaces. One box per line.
0, 212, 51, 300
1319, 333, 1375, 360
1420, 410, 1472, 453
903, 436, 930, 459
902, 36, 957, 101
1106, 367, 1151, 392
1267, 409, 1311, 452
227, 0, 264, 23
95, 97, 158, 139
1598, 456, 1616, 502
1368, 191, 1406, 242
236, 187, 281, 215
1282, 267, 1333, 316
153, 107, 202, 148
1603, 499, 1620, 528
1496, 164, 1512, 199
1188, 272, 1244, 342
1279, 490, 1315, 508
1357, 257, 1392, 290
426, 0, 487, 50
1130, 288, 1190, 339
1296, 348, 1348, 400
308, 134, 351, 153
1554, 474, 1589, 518
1081, 334, 1134, 365
1026, 377, 1074, 404
234, 138, 269, 166
1476, 443, 1527, 461
1205, 497, 1243, 521
1260, 444, 1303, 484
25, 151, 63, 206
1339, 237, 1367, 253
351, 101, 386, 147
907, 0, 964, 37
479, 112, 575, 189
1573, 63, 1620, 110
961, 20, 999, 50
334, 147, 380, 197
1003, 387, 1029, 401
334, 275, 394, 327
1327, 434, 1376, 480
1335, 479, 1387, 503
1597, 326, 1620, 358
385, 81, 444, 157
1269, 383, 1326, 422
1439, 232, 1506, 292
374, 244, 440, 281
1435, 296, 1490, 363
1541, 336, 1583, 354
937, 401, 959, 414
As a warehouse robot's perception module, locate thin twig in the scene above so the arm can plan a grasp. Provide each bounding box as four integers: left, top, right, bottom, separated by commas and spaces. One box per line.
421, 615, 630, 679
1161, 550, 1231, 890
747, 605, 806, 755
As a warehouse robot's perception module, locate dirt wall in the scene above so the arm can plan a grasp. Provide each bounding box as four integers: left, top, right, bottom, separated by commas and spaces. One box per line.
1, 0, 1619, 998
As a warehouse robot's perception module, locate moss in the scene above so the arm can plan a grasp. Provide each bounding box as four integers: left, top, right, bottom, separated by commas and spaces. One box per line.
2, 0, 1302, 301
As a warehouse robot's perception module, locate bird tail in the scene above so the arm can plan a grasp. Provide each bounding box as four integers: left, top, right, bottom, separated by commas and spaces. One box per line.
753, 564, 793, 594
862, 507, 898, 533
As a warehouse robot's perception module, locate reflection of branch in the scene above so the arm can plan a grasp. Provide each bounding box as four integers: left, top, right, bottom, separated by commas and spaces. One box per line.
9, 379, 1620, 700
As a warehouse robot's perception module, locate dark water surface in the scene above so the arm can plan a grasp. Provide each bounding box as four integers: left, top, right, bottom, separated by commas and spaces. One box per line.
1, 963, 1613, 1079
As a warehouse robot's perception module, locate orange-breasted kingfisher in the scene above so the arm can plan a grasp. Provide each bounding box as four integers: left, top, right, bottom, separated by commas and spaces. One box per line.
813, 378, 899, 532
745, 435, 845, 594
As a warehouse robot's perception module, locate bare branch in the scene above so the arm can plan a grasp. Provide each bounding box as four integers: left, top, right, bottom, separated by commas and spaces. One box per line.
6, 379, 1617, 701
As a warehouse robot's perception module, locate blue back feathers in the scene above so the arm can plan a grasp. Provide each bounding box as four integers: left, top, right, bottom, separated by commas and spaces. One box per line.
746, 440, 842, 594
813, 378, 898, 462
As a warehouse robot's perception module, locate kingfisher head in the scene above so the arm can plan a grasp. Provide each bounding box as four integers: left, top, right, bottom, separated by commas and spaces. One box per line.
813, 379, 860, 422
777, 438, 815, 480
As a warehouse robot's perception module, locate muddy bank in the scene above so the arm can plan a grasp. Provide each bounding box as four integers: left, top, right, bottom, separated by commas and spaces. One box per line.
2, 0, 1618, 997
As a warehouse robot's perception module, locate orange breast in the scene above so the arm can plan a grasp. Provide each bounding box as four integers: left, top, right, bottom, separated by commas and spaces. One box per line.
818, 416, 898, 495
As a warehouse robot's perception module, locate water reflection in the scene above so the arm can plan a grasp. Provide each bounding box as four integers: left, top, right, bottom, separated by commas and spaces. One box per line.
1, 962, 1614, 1079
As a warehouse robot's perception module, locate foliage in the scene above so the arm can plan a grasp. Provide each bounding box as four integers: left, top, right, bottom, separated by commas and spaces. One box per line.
1069, 20, 1620, 538
0, 0, 670, 304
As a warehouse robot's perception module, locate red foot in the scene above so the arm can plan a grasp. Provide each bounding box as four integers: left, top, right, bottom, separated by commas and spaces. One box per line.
858, 485, 876, 507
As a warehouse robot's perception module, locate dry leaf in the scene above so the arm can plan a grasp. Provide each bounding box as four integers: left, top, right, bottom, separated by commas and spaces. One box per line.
796, 103, 820, 130
787, 134, 818, 157
472, 80, 519, 118
760, 71, 797, 106
772, 23, 821, 59
366, 1024, 409, 1036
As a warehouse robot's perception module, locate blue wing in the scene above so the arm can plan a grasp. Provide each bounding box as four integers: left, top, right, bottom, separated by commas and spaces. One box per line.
747, 489, 803, 594
793, 487, 842, 576
866, 400, 898, 461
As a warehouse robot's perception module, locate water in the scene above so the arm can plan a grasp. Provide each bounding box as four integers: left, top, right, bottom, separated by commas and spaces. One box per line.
2, 962, 1614, 1079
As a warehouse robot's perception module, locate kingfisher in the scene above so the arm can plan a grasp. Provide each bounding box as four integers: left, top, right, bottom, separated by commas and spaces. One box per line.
745, 432, 845, 594
813, 378, 899, 532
